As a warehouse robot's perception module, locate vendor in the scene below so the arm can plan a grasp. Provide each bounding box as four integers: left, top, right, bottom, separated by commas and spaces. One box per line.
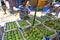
49, 3, 60, 17
45, 3, 60, 17
9, 0, 14, 14
18, 0, 30, 19
1, 0, 7, 14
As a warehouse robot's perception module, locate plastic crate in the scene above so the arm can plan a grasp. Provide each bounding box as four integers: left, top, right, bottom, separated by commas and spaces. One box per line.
4, 30, 23, 40
6, 21, 18, 31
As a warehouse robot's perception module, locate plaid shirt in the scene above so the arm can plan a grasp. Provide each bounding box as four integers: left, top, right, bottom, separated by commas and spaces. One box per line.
18, 5, 28, 18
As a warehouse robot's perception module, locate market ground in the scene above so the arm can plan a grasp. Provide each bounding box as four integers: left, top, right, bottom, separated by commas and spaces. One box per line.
0, 10, 60, 22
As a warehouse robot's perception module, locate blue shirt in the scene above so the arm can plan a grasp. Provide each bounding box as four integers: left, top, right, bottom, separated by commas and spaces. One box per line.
18, 5, 28, 19
13, 0, 22, 8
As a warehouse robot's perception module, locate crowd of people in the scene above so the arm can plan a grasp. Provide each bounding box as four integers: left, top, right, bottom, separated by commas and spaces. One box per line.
43, 0, 60, 17
0, 0, 30, 40
1, 0, 30, 19
0, 0, 60, 18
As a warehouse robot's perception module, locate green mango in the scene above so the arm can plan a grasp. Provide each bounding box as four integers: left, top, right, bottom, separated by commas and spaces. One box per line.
18, 20, 28, 27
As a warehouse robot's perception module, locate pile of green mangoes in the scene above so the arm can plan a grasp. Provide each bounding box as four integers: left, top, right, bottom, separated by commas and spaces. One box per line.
53, 18, 60, 24
23, 26, 43, 40
23, 25, 54, 40
41, 16, 52, 20
44, 20, 60, 30
36, 16, 55, 22
36, 25, 54, 36
4, 30, 23, 40
28, 19, 38, 24
6, 22, 17, 30
36, 17, 44, 22
18, 20, 29, 27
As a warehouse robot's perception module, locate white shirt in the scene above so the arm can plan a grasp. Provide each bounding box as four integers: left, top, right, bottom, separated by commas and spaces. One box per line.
5, 1, 10, 9
54, 4, 60, 7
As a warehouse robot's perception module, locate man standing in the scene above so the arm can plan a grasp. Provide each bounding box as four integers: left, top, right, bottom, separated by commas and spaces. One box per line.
1, 0, 7, 14
8, 0, 14, 14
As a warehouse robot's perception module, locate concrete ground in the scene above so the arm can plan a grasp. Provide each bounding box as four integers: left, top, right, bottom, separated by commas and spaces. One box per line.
0, 9, 20, 22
